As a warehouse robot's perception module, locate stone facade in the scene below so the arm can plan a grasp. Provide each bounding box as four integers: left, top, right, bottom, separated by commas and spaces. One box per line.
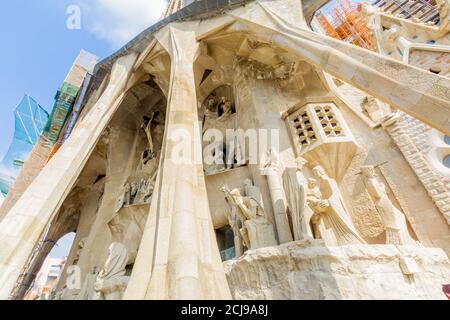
224, 240, 450, 300
0, 0, 449, 300
383, 112, 450, 225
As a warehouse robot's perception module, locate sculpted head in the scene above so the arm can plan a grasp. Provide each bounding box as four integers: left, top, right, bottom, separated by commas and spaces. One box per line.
308, 178, 318, 189
295, 157, 308, 171
312, 166, 328, 180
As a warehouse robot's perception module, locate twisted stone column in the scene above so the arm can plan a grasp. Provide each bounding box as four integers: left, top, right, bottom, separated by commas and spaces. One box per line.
124, 22, 231, 300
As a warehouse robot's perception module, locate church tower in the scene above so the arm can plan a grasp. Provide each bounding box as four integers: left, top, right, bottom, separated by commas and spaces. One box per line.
164, 0, 194, 17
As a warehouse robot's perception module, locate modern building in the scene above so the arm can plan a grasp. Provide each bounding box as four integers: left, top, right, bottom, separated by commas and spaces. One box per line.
23, 258, 65, 300
0, 50, 98, 219
0, 95, 49, 196
0, 0, 449, 300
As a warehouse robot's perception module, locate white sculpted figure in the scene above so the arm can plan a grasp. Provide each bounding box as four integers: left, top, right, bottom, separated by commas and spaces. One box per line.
73, 237, 88, 265
282, 157, 313, 240
140, 113, 156, 159
225, 188, 277, 250
361, 165, 417, 246
94, 243, 130, 300
308, 166, 366, 246
133, 175, 156, 205
221, 185, 244, 257
261, 148, 280, 171
306, 179, 324, 240
204, 141, 226, 175
218, 96, 233, 118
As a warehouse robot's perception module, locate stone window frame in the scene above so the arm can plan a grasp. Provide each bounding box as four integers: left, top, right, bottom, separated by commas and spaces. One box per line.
282, 97, 354, 156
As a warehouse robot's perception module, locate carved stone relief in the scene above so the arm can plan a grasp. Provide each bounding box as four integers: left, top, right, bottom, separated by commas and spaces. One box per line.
94, 243, 130, 300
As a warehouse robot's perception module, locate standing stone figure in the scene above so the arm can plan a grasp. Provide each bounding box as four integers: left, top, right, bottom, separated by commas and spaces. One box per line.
360, 165, 417, 246
217, 96, 233, 118
141, 113, 156, 159
221, 185, 244, 257
222, 186, 277, 250
73, 237, 88, 265
308, 166, 366, 246
94, 243, 130, 300
282, 157, 313, 240
306, 179, 323, 240
133, 175, 156, 205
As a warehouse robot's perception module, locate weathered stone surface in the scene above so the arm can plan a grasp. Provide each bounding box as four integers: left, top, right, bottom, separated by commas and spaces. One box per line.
224, 241, 450, 300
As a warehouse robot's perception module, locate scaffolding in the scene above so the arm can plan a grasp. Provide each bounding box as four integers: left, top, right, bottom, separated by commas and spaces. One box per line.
316, 0, 374, 49
372, 0, 440, 25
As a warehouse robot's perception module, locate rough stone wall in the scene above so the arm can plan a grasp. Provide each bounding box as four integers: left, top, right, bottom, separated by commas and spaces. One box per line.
224, 240, 450, 300
383, 112, 450, 225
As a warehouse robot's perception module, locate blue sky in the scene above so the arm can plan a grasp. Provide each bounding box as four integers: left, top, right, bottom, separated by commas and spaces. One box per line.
0, 0, 167, 161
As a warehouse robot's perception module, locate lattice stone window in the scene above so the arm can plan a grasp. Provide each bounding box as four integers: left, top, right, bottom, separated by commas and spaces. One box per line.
284, 100, 358, 180
314, 104, 344, 138
286, 102, 351, 154
292, 109, 316, 147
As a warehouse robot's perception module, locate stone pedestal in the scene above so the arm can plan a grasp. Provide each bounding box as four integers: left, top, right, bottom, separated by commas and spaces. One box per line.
224, 240, 450, 300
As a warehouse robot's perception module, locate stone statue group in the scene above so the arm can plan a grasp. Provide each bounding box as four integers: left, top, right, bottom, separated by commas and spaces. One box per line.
221, 150, 418, 257
73, 151, 417, 300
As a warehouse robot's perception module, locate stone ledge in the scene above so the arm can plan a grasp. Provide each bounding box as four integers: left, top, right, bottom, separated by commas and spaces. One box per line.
223, 240, 450, 300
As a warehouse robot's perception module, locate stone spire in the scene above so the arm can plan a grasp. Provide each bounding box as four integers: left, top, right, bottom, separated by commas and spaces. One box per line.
165, 0, 194, 17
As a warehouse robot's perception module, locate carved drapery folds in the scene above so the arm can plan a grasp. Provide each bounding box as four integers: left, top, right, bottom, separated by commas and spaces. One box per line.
94, 243, 130, 300
361, 165, 418, 246
222, 181, 277, 252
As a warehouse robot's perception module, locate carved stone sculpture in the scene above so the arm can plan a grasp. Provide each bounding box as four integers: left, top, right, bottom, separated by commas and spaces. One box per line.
306, 179, 323, 240
260, 149, 293, 244
77, 267, 98, 300
73, 237, 88, 265
141, 113, 156, 159
133, 175, 156, 205
361, 166, 418, 246
94, 243, 130, 300
282, 157, 313, 240
204, 141, 226, 175
360, 96, 391, 123
218, 96, 233, 118
221, 185, 244, 258
225, 188, 277, 250
115, 180, 138, 213
307, 166, 366, 246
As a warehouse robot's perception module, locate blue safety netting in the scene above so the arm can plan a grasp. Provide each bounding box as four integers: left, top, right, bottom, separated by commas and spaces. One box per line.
0, 95, 49, 196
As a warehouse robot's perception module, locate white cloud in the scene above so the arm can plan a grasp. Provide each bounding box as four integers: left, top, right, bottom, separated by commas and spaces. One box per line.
79, 0, 168, 48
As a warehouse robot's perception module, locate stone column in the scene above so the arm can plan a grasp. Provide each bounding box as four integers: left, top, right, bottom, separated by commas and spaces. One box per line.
124, 23, 231, 300
0, 53, 137, 300
261, 164, 293, 244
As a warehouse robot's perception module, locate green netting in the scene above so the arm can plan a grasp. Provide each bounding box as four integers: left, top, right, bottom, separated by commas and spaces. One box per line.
43, 82, 80, 144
